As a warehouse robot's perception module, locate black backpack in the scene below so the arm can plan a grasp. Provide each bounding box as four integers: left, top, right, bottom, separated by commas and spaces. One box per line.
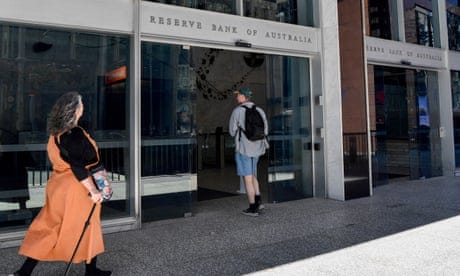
240, 105, 265, 141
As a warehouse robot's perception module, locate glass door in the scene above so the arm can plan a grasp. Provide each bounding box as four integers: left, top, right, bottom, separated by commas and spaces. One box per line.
266, 56, 313, 202
140, 42, 196, 221
190, 49, 314, 203
140, 42, 314, 217
371, 66, 442, 185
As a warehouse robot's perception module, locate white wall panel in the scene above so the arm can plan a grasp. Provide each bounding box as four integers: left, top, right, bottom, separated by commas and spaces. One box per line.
0, 0, 133, 33
449, 51, 460, 71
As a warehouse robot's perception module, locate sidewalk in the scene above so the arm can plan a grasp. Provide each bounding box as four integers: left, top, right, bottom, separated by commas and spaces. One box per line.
2, 176, 460, 275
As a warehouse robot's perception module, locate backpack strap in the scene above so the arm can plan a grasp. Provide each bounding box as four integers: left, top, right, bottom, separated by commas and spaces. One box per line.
238, 105, 250, 142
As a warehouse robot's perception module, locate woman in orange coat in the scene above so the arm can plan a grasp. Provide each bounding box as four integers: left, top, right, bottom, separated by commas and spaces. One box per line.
12, 92, 110, 276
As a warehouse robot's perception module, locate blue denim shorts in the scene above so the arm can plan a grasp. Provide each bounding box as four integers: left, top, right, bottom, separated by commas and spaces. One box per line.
235, 152, 259, 176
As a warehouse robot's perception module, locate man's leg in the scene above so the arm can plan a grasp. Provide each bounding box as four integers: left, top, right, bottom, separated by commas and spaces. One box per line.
242, 175, 258, 216
252, 176, 260, 196
237, 153, 259, 216
251, 157, 263, 210
243, 175, 255, 204
252, 176, 263, 210
248, 157, 260, 205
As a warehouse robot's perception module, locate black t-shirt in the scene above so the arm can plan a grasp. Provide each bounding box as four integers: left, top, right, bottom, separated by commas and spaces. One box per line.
56, 127, 99, 181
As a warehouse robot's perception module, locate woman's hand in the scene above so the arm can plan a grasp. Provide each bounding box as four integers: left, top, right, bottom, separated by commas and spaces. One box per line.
81, 177, 103, 203
90, 190, 103, 203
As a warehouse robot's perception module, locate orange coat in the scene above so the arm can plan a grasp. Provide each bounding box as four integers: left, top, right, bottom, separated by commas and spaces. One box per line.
19, 129, 104, 264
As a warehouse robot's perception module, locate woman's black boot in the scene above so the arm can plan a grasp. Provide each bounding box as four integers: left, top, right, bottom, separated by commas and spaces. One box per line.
85, 256, 111, 276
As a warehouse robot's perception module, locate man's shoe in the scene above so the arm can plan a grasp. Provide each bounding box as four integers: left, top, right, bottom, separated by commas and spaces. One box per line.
242, 208, 259, 217
258, 204, 265, 211
85, 268, 112, 276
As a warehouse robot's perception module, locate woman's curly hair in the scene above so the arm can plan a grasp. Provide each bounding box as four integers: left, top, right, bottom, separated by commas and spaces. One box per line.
47, 91, 82, 135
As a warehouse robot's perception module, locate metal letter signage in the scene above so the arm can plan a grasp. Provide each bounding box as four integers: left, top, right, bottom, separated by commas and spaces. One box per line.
365, 36, 445, 69
140, 2, 319, 55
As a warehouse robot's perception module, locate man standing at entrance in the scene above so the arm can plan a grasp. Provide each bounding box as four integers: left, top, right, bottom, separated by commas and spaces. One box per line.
229, 88, 269, 216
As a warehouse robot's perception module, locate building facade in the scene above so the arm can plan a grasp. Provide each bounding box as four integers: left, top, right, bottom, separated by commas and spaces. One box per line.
340, 0, 458, 188
1, 0, 457, 248
0, 0, 346, 247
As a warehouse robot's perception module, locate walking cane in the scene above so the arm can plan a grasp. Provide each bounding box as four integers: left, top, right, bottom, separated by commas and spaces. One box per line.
64, 203, 97, 276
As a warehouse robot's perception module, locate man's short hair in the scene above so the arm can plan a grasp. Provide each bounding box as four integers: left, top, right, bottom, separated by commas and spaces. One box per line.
234, 88, 252, 98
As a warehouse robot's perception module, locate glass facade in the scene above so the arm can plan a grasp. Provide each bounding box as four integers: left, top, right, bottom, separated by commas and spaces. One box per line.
404, 0, 436, 47
368, 0, 397, 39
148, 0, 237, 14
0, 24, 131, 231
147, 0, 314, 26
451, 71, 460, 166
244, 0, 314, 26
367, 0, 439, 46
447, 0, 460, 50
369, 65, 442, 185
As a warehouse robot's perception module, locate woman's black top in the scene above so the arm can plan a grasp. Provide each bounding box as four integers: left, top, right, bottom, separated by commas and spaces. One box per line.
56, 127, 99, 181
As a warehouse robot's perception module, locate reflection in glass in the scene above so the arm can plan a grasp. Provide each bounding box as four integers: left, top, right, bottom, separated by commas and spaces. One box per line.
140, 42, 195, 221
447, 0, 460, 51
367, 0, 394, 39
369, 66, 442, 186
266, 56, 313, 202
243, 0, 313, 26
0, 24, 131, 231
451, 71, 460, 166
148, 0, 236, 14
404, 0, 436, 47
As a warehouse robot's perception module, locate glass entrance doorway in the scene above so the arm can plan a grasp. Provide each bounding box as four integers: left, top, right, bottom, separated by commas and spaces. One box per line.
370, 65, 442, 185
140, 42, 313, 222
194, 48, 313, 203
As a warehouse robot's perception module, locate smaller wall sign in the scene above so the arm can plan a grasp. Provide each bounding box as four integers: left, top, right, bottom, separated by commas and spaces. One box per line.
365, 36, 445, 69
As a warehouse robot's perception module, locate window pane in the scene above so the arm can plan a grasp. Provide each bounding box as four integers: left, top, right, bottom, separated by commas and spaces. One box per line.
367, 0, 395, 39
147, 0, 236, 14
243, 0, 314, 26
140, 42, 194, 221
451, 70, 460, 166
447, 0, 460, 51
404, 0, 436, 47
0, 24, 131, 231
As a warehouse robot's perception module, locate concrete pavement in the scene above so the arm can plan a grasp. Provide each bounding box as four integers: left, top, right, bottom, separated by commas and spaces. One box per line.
2, 175, 460, 275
